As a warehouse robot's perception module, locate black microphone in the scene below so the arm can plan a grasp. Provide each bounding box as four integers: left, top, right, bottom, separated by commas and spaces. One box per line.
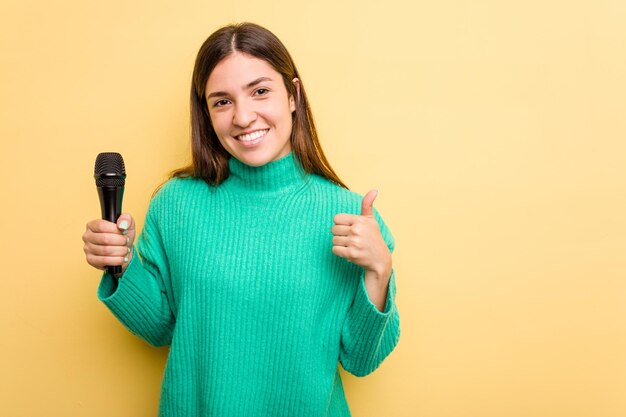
94, 152, 126, 278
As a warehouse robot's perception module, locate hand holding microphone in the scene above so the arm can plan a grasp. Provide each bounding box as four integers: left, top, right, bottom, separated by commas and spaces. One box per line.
83, 213, 136, 275
82, 152, 135, 278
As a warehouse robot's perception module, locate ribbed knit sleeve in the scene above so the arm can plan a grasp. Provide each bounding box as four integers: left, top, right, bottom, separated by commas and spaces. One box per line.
97, 191, 176, 347
339, 207, 400, 377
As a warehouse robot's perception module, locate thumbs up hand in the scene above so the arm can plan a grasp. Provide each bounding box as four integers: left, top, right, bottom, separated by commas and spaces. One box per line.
331, 189, 392, 281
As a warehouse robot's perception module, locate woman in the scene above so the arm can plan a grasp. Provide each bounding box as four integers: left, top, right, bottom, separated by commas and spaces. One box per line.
83, 22, 399, 416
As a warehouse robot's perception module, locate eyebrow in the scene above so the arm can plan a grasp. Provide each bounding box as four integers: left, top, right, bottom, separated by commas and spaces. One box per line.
206, 76, 274, 99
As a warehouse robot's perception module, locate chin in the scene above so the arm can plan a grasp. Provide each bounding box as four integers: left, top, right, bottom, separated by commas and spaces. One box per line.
236, 152, 275, 167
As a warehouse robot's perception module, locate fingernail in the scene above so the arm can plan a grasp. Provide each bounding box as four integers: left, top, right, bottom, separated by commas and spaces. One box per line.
119, 220, 129, 230
124, 256, 129, 263
127, 247, 131, 254
122, 229, 128, 235
126, 237, 130, 245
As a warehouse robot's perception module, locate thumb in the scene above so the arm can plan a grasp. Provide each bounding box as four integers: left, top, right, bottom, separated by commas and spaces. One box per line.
116, 213, 135, 234
361, 189, 378, 217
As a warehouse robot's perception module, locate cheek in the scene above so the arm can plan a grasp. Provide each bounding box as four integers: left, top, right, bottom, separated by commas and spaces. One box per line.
272, 102, 295, 126
209, 112, 229, 135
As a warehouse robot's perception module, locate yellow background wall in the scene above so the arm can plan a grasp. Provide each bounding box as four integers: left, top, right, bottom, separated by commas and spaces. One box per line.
1, 0, 624, 416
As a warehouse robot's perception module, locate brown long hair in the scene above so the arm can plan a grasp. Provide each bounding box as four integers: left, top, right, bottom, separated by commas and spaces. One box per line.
166, 22, 348, 190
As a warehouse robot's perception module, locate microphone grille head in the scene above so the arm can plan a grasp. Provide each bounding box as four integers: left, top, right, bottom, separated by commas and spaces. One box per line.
94, 152, 126, 187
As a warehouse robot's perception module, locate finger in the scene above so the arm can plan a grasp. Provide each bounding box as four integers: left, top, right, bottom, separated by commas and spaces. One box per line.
333, 213, 358, 225
331, 245, 353, 262
85, 254, 126, 269
84, 242, 132, 257
331, 224, 351, 236
361, 189, 378, 217
83, 230, 128, 247
86, 219, 120, 234
331, 236, 350, 247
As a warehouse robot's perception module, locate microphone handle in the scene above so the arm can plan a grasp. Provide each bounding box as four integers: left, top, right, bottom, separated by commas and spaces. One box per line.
97, 186, 125, 278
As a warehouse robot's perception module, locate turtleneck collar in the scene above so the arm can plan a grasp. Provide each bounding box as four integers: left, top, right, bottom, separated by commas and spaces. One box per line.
226, 151, 310, 194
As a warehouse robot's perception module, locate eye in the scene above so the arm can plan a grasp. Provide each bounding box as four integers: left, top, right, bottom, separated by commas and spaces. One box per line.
254, 88, 269, 96
213, 99, 231, 108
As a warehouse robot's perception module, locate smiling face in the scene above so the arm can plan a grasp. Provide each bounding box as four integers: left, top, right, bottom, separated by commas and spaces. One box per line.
205, 52, 298, 167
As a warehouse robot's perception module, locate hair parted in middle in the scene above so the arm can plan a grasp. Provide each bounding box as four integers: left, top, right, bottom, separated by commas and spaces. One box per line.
169, 22, 348, 190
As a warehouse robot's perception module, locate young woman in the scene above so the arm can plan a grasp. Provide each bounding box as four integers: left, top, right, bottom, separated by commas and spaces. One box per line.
83, 22, 399, 416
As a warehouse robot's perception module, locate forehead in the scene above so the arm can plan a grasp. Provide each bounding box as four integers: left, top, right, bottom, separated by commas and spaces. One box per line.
205, 52, 281, 92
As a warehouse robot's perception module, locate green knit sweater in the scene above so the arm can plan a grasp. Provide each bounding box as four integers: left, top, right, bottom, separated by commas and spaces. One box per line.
98, 151, 400, 416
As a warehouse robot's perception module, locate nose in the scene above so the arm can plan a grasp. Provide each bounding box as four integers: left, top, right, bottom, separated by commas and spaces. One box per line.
232, 101, 257, 128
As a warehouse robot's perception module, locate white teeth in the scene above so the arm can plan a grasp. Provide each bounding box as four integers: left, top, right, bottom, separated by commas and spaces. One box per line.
237, 129, 269, 142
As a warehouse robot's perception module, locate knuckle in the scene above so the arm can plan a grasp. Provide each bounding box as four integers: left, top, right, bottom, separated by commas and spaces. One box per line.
87, 220, 99, 231
101, 235, 113, 246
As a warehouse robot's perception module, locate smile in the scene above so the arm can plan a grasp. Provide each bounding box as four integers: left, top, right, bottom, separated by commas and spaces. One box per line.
236, 129, 269, 142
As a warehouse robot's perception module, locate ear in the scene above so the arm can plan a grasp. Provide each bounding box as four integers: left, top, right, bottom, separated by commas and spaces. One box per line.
289, 77, 300, 112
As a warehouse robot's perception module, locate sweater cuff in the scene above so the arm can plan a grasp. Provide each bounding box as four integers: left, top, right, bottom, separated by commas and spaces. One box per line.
98, 248, 141, 301
357, 268, 397, 317
339, 268, 400, 376
346, 267, 398, 344
96, 249, 174, 346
